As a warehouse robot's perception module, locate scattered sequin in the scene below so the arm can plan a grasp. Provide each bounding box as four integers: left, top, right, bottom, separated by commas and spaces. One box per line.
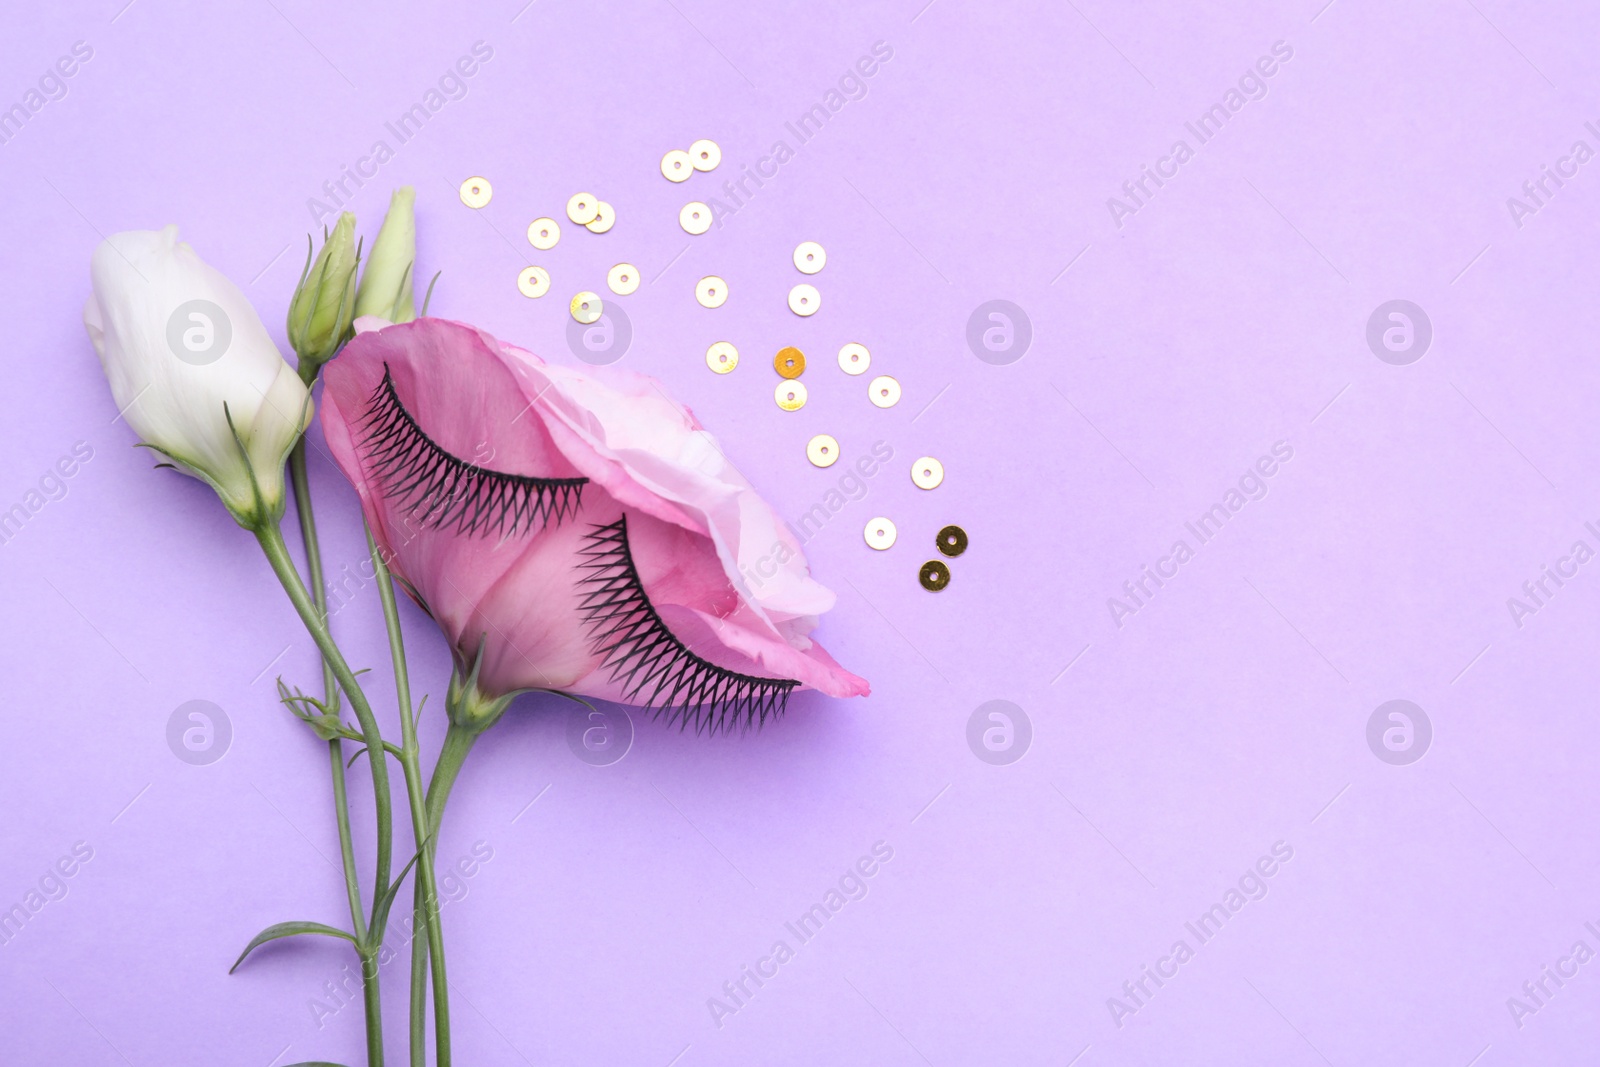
661, 149, 693, 182
775, 346, 805, 379
706, 341, 739, 374
775, 380, 808, 411
607, 263, 640, 295
869, 375, 901, 408
864, 517, 897, 550
584, 201, 615, 233
838, 343, 870, 375
919, 559, 951, 591
911, 456, 944, 489
936, 525, 968, 557
459, 177, 492, 209
566, 193, 599, 225
516, 266, 550, 299
793, 241, 825, 275
680, 201, 712, 235
689, 139, 721, 171
527, 217, 560, 249
807, 434, 839, 468
570, 291, 602, 324
788, 283, 820, 317
695, 275, 728, 308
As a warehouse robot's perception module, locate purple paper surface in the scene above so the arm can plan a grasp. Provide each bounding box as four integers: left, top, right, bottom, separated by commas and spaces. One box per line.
4, 1, 1599, 1063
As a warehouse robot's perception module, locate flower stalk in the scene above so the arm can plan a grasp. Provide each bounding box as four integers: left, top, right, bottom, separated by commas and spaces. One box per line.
363, 526, 451, 1067
252, 518, 395, 1057
287, 438, 384, 1065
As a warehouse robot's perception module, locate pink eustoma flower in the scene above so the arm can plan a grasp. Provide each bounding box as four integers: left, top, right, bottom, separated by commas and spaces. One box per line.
318, 317, 868, 731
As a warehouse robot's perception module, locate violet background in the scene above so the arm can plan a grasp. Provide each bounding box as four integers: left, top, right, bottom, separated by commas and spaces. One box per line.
3, 0, 1599, 1063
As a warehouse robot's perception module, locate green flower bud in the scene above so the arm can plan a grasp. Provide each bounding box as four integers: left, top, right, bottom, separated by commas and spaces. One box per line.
287, 211, 360, 376
355, 187, 418, 324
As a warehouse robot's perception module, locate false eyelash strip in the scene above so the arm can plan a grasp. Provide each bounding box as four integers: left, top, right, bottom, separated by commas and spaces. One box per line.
576, 517, 800, 734
360, 365, 587, 538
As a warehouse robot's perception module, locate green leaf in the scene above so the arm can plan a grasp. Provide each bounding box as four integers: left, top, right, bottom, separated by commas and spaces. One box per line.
371, 837, 429, 936
229, 921, 356, 974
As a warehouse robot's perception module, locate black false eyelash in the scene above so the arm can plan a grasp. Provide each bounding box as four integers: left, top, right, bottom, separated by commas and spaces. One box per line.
360, 365, 586, 538
576, 517, 800, 735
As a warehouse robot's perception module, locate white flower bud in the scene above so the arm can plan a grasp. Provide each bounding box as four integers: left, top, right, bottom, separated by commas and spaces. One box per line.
83, 226, 311, 526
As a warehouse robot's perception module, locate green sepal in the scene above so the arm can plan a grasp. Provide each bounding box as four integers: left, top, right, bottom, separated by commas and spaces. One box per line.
446, 636, 517, 732
420, 270, 441, 317
277, 680, 361, 742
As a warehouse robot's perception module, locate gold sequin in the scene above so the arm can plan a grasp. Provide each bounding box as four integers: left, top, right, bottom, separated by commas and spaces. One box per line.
864, 517, 897, 550
584, 201, 615, 233
788, 283, 820, 317
689, 139, 721, 171
911, 456, 944, 489
919, 559, 951, 591
936, 525, 968, 557
774, 380, 808, 411
706, 341, 739, 373
661, 149, 693, 182
838, 343, 870, 375
775, 346, 805, 379
793, 241, 825, 275
516, 266, 550, 299
527, 217, 560, 250
566, 193, 599, 225
695, 275, 728, 308
680, 201, 712, 235
807, 434, 839, 468
869, 375, 901, 408
459, 177, 492, 209
570, 291, 602, 324
607, 263, 640, 296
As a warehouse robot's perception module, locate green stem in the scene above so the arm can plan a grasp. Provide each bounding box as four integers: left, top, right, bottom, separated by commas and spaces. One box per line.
254, 520, 395, 959
327, 745, 366, 940
360, 949, 384, 1065
408, 877, 429, 1067
290, 440, 378, 1066
362, 527, 437, 1067
425, 721, 479, 859
256, 524, 393, 905
289, 440, 339, 710
291, 442, 366, 936
416, 719, 482, 1067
